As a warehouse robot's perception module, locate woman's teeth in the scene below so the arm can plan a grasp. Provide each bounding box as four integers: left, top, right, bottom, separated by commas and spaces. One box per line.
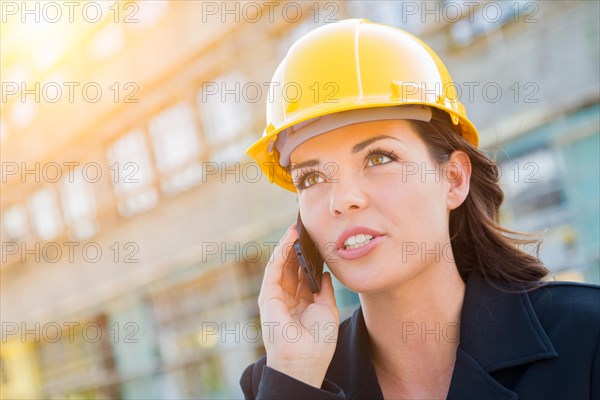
344, 234, 374, 250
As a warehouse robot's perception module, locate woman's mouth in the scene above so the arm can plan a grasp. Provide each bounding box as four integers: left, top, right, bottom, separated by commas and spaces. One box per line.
336, 227, 384, 260
343, 234, 374, 250
337, 235, 384, 260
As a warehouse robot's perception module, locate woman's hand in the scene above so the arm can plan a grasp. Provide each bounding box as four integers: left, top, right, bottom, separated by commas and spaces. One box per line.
258, 223, 340, 389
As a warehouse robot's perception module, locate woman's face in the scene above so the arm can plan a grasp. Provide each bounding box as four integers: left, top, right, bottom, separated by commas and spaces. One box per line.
289, 119, 469, 294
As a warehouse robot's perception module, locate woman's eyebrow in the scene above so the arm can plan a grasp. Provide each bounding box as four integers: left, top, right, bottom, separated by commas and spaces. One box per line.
289, 159, 320, 174
352, 135, 402, 153
289, 135, 402, 173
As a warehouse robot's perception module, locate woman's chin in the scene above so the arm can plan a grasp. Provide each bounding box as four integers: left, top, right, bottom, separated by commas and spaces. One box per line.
329, 261, 422, 295
330, 268, 395, 294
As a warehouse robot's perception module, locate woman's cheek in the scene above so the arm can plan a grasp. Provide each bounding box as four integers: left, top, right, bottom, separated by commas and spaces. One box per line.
321, 245, 341, 267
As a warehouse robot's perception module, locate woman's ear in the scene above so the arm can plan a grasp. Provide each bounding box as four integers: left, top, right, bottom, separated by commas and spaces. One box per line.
444, 150, 472, 211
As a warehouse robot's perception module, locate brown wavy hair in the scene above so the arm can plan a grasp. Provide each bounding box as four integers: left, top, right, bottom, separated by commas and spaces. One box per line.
410, 108, 551, 293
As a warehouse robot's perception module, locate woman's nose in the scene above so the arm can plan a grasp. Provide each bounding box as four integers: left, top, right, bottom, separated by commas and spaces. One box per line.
328, 178, 369, 217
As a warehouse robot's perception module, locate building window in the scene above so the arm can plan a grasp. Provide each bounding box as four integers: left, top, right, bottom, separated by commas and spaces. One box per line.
449, 1, 534, 46
498, 148, 575, 272
107, 129, 158, 217
9, 101, 37, 128
345, 1, 413, 32
2, 204, 29, 240
198, 71, 253, 163
150, 265, 243, 398
35, 315, 121, 398
499, 147, 566, 222
0, 118, 8, 142
59, 167, 99, 240
129, 0, 170, 29
149, 102, 203, 195
28, 187, 63, 240
0, 358, 7, 384
88, 24, 125, 61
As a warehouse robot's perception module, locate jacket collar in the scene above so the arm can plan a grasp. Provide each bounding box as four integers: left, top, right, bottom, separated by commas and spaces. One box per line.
328, 270, 558, 399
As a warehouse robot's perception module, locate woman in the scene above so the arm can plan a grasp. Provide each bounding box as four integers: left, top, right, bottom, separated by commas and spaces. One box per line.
240, 19, 599, 399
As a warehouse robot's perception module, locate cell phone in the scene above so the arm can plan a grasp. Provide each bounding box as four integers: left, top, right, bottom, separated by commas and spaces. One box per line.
293, 212, 324, 294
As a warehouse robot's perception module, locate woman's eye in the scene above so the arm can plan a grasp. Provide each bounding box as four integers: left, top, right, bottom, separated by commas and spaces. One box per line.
303, 174, 324, 188
367, 153, 393, 167
295, 171, 325, 189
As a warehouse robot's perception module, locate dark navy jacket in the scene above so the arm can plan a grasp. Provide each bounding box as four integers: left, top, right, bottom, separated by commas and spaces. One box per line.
240, 271, 600, 399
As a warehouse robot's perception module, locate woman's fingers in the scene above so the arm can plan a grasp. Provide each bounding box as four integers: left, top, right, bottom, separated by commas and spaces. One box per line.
314, 272, 339, 316
295, 265, 315, 304
281, 240, 300, 296
258, 224, 297, 304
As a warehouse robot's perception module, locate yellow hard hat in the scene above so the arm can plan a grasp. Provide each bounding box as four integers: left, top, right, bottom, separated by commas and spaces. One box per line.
246, 18, 479, 193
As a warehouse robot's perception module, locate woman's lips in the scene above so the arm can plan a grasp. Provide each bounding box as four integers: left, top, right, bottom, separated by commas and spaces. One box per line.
335, 226, 384, 250
335, 235, 385, 260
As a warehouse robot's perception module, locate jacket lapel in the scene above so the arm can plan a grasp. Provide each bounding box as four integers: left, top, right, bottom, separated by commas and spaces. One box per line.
327, 306, 384, 399
447, 347, 518, 399
329, 270, 558, 399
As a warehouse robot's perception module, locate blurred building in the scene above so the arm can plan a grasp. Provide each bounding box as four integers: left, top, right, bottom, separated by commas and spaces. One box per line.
1, 1, 598, 399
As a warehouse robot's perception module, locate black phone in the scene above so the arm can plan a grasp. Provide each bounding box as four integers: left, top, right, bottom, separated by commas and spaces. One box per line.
293, 212, 324, 293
